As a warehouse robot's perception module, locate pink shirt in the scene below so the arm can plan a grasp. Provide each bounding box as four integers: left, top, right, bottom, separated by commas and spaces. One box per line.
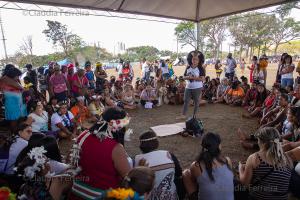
49, 74, 67, 94
72, 74, 89, 93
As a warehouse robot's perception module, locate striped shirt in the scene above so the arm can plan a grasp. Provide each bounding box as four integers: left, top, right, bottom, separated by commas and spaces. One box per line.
249, 154, 291, 200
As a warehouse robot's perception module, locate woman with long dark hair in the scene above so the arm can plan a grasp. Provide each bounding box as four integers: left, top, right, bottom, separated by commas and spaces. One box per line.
182, 132, 234, 200
177, 51, 205, 119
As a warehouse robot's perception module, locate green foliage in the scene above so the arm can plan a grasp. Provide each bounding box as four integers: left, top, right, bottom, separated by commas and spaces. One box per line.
124, 46, 160, 62
175, 21, 197, 49
43, 20, 83, 57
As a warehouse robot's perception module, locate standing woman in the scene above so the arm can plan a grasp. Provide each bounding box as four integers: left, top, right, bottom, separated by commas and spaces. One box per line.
240, 58, 246, 75
247, 56, 258, 84
178, 51, 205, 119
276, 53, 288, 84
0, 65, 27, 132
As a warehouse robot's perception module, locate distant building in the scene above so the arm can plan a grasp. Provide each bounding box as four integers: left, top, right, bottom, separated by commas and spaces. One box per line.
115, 42, 126, 55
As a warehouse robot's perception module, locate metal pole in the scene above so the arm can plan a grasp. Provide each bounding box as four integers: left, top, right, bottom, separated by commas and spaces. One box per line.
0, 12, 8, 63
176, 35, 178, 58
196, 22, 200, 50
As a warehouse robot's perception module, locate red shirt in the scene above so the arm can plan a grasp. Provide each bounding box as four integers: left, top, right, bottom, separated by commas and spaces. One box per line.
72, 74, 88, 93
76, 131, 120, 189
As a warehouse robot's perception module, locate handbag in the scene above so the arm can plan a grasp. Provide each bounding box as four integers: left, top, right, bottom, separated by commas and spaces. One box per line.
185, 115, 204, 137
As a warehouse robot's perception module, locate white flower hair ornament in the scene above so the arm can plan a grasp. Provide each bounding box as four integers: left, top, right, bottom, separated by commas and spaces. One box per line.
20, 146, 48, 179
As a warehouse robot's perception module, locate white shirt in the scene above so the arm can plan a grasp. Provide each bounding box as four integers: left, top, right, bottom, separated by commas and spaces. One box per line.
160, 63, 169, 75
142, 62, 149, 73
29, 111, 49, 132
185, 67, 203, 89
116, 64, 123, 75
5, 137, 28, 174
226, 58, 236, 73
281, 64, 295, 79
51, 111, 74, 132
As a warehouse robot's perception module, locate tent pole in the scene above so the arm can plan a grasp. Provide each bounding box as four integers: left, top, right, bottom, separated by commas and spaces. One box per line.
196, 22, 200, 51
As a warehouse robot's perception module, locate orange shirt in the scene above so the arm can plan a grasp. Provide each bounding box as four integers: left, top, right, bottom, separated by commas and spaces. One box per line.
259, 59, 268, 70
70, 105, 89, 123
227, 87, 245, 98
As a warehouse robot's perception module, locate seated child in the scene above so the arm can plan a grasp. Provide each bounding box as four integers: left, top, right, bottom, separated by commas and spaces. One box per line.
225, 81, 245, 106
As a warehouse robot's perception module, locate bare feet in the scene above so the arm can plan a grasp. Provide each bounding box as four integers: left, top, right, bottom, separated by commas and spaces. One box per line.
237, 128, 247, 141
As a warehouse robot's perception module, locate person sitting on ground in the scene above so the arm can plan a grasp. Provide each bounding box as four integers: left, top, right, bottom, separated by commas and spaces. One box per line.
203, 78, 218, 103
182, 132, 234, 200
280, 106, 300, 142
51, 101, 77, 139
242, 83, 268, 118
88, 95, 105, 119
260, 93, 289, 128
239, 127, 293, 200
122, 84, 137, 110
135, 131, 182, 200
71, 96, 97, 128
242, 81, 258, 107
103, 87, 122, 108
166, 79, 177, 105
69, 107, 131, 200
260, 84, 280, 117
225, 81, 245, 106
122, 167, 155, 200
285, 85, 294, 103
135, 79, 145, 100
214, 77, 230, 103
240, 76, 250, 94
113, 80, 123, 100
140, 84, 158, 107
291, 82, 300, 106
42, 136, 70, 175
294, 61, 300, 91
16, 146, 71, 200
175, 76, 186, 105
3, 123, 32, 174
26, 101, 56, 137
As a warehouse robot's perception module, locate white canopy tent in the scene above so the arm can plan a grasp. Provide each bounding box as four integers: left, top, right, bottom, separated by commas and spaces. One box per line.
3, 0, 297, 22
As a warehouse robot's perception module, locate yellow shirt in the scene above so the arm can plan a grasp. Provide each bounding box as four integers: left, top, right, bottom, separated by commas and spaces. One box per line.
259, 59, 268, 70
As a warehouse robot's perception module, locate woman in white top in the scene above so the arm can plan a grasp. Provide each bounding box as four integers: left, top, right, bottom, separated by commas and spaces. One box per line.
178, 51, 205, 119
26, 101, 56, 136
135, 131, 181, 200
4, 123, 32, 174
51, 101, 77, 138
280, 55, 295, 88
253, 62, 265, 85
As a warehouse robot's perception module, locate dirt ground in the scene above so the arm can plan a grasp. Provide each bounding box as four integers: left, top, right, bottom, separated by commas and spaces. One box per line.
60, 63, 293, 169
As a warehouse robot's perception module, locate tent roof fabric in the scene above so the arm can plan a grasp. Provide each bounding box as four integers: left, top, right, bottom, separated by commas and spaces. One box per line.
4, 0, 295, 21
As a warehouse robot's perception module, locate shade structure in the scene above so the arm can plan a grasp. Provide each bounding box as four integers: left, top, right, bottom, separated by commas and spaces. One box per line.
3, 0, 297, 22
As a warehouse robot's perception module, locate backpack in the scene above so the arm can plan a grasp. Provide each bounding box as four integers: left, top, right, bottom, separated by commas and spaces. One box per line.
185, 116, 204, 137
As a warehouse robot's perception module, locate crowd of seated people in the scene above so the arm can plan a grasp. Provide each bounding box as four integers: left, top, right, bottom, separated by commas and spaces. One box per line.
0, 51, 299, 200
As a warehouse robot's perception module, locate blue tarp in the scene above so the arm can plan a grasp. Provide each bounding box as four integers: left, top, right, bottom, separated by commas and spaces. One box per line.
57, 58, 72, 66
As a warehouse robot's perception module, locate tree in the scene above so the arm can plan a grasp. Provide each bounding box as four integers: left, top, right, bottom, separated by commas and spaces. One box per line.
201, 17, 227, 59
43, 20, 83, 57
125, 46, 159, 61
175, 21, 198, 50
269, 17, 300, 55
19, 35, 33, 64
